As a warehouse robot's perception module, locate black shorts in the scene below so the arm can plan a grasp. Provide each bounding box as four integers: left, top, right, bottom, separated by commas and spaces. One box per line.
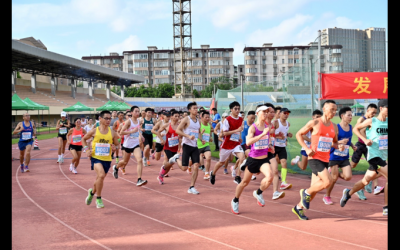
199, 146, 211, 154
329, 159, 350, 168
124, 145, 140, 154
182, 144, 200, 166
164, 149, 178, 160
58, 134, 67, 141
69, 144, 83, 151
245, 156, 270, 174
121, 145, 125, 150
142, 133, 153, 147
155, 143, 164, 152
308, 159, 329, 176
268, 151, 276, 159
368, 157, 387, 174
241, 144, 249, 151
274, 146, 287, 160
351, 142, 368, 163
91, 158, 111, 173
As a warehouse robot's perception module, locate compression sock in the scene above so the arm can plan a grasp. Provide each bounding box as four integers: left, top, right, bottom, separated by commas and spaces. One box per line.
281, 168, 287, 183
97, 196, 101, 199
233, 197, 239, 203
257, 188, 263, 195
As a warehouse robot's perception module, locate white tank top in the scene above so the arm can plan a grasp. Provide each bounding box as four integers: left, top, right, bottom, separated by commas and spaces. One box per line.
123, 118, 140, 148
274, 119, 289, 147
155, 120, 167, 143
182, 116, 200, 147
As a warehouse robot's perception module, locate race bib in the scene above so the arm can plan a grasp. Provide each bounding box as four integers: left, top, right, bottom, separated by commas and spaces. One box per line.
202, 133, 210, 142
333, 145, 349, 157
162, 134, 166, 141
145, 123, 153, 131
230, 132, 240, 142
317, 136, 333, 152
72, 135, 82, 143
189, 130, 199, 140
275, 138, 286, 147
130, 131, 139, 139
254, 135, 269, 150
270, 137, 275, 146
379, 135, 388, 150
95, 143, 110, 156
59, 127, 67, 135
21, 132, 31, 140
168, 136, 179, 147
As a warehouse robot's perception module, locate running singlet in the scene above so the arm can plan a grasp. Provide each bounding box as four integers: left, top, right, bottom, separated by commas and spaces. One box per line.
274, 119, 289, 147
142, 118, 154, 135
241, 121, 250, 146
123, 118, 140, 148
58, 119, 69, 135
309, 118, 336, 163
366, 117, 388, 161
164, 124, 179, 152
249, 123, 269, 158
301, 131, 312, 151
182, 117, 200, 147
197, 122, 211, 149
221, 115, 243, 150
330, 124, 352, 161
91, 127, 112, 161
70, 127, 84, 146
20, 121, 33, 141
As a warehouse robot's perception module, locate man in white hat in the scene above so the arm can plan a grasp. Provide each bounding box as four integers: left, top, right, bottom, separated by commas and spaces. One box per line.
56, 111, 71, 163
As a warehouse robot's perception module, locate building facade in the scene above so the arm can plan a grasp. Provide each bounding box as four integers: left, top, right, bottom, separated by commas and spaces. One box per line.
321, 27, 386, 72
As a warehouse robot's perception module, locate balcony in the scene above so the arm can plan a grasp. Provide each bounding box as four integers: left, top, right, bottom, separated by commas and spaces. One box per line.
320, 54, 324, 59
273, 64, 277, 68
273, 55, 277, 59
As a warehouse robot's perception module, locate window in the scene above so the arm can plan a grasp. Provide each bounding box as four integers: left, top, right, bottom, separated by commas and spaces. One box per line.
226, 69, 230, 74
294, 58, 299, 64
263, 76, 267, 81
273, 59, 277, 64
246, 76, 258, 82
239, 68, 242, 72
288, 66, 293, 72
245, 51, 256, 56
245, 60, 257, 65
282, 59, 284, 64
294, 50, 299, 55
320, 49, 324, 55
273, 50, 277, 56
262, 59, 266, 65
193, 85, 203, 91
150, 71, 153, 76
192, 60, 202, 66
104, 59, 110, 64
209, 51, 224, 57
192, 51, 202, 57
134, 62, 148, 68
113, 59, 121, 64
134, 54, 148, 59
134, 70, 148, 75
281, 50, 284, 55
288, 58, 293, 63
263, 68, 266, 73
193, 69, 202, 74
128, 64, 133, 68
288, 50, 293, 55
204, 61, 207, 66
282, 67, 285, 72
225, 52, 230, 57
210, 68, 224, 74
93, 59, 98, 65
209, 60, 223, 65
289, 75, 293, 80
155, 78, 170, 84
154, 61, 168, 67
154, 70, 170, 75
193, 77, 202, 83
154, 53, 169, 59
262, 51, 266, 56
245, 68, 257, 73
226, 60, 230, 65
302, 58, 306, 63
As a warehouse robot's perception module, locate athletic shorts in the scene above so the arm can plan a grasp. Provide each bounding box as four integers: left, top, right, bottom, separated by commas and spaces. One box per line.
368, 157, 387, 174
142, 133, 153, 147
329, 159, 350, 168
199, 146, 211, 154
219, 145, 244, 163
274, 146, 287, 160
301, 150, 308, 157
91, 158, 111, 173
235, 144, 249, 161
245, 156, 270, 174
351, 142, 368, 163
57, 134, 67, 141
308, 159, 329, 176
155, 143, 164, 152
69, 144, 83, 152
267, 152, 275, 161
182, 144, 200, 166
18, 139, 33, 151
121, 145, 125, 150
124, 145, 140, 154
164, 149, 178, 160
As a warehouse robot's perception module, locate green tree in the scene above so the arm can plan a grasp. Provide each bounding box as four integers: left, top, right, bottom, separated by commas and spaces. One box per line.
111, 85, 121, 95
193, 89, 200, 98
77, 81, 84, 88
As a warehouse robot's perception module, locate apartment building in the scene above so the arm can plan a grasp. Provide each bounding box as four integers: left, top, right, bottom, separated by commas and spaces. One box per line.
242, 43, 343, 89
81, 53, 123, 88
321, 27, 386, 72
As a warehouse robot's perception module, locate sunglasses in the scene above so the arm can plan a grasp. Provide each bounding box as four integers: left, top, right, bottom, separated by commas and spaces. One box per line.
127, 115, 132, 117
233, 108, 240, 111
283, 112, 290, 115
102, 117, 112, 121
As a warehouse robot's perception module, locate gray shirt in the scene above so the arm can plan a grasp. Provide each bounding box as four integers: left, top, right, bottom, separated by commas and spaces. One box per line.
110, 117, 118, 127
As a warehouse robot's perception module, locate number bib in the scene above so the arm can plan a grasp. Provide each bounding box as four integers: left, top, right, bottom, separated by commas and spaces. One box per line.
317, 136, 333, 152
168, 136, 179, 147
333, 145, 349, 157
270, 137, 275, 146
72, 135, 82, 143
275, 138, 286, 147
95, 143, 110, 156
379, 135, 388, 150
202, 133, 210, 142
305, 140, 311, 147
145, 124, 153, 131
189, 130, 199, 140
59, 127, 67, 135
230, 132, 240, 142
130, 131, 139, 139
21, 132, 31, 140
254, 135, 269, 150
162, 134, 166, 141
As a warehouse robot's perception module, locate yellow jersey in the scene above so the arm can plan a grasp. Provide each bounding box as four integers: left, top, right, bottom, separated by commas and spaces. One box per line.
91, 127, 113, 161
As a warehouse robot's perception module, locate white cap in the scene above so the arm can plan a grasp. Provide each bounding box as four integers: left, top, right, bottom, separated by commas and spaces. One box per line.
255, 106, 269, 114
60, 111, 67, 117
222, 113, 228, 117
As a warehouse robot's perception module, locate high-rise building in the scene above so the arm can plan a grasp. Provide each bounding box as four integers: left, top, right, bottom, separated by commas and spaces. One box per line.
81, 53, 123, 88
321, 27, 386, 72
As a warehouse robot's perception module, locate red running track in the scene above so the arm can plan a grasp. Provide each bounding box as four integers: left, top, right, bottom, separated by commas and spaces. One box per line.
12, 138, 387, 249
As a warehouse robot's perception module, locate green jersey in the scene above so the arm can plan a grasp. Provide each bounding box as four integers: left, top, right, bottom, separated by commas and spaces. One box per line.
197, 122, 211, 149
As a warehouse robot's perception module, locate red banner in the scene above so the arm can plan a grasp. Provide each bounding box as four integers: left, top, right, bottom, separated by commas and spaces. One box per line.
320, 72, 388, 100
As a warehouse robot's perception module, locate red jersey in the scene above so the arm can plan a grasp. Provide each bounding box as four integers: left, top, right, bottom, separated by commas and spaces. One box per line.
164, 124, 179, 152
70, 127, 84, 146
309, 118, 336, 163
221, 116, 243, 150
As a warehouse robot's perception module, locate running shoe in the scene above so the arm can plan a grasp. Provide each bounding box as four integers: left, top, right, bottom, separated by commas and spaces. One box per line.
224, 168, 228, 174
143, 157, 147, 167
383, 207, 388, 216
322, 195, 333, 205
136, 179, 148, 186
56, 158, 60, 163
199, 165, 204, 171
291, 156, 300, 166
251, 175, 256, 180
280, 182, 292, 190
24, 166, 30, 172
204, 174, 210, 180
169, 153, 180, 164
157, 176, 164, 185
72, 167, 78, 174
231, 166, 236, 177
112, 165, 118, 179
60, 157, 64, 163
374, 186, 384, 195
365, 181, 373, 193
96, 198, 104, 208
239, 159, 247, 171
355, 189, 367, 200
272, 191, 285, 200
210, 171, 216, 185
234, 176, 242, 184
85, 188, 94, 205
120, 167, 126, 175
340, 188, 351, 207
147, 160, 151, 166
151, 152, 155, 160
187, 186, 200, 195
231, 199, 239, 214
253, 190, 265, 207
292, 206, 308, 220
115, 157, 119, 164
164, 173, 169, 177
69, 164, 74, 172
20, 164, 24, 173
300, 189, 311, 209
187, 166, 192, 175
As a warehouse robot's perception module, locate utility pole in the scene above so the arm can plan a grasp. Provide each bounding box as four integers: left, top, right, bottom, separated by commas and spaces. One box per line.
241, 75, 244, 110
309, 58, 315, 115
317, 30, 321, 110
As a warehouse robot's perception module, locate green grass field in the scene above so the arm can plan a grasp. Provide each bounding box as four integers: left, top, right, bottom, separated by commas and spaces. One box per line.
12, 132, 58, 145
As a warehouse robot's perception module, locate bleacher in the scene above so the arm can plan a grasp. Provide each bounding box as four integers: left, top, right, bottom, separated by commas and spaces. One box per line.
126, 100, 210, 109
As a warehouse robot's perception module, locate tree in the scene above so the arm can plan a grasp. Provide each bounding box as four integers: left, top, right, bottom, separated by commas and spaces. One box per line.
77, 81, 84, 88
193, 89, 200, 98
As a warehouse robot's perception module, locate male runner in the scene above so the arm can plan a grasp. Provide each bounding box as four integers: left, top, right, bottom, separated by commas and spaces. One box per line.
274, 106, 282, 120
292, 100, 343, 220
210, 101, 245, 185
176, 102, 202, 194
112, 106, 147, 186
56, 111, 70, 163
80, 115, 87, 126
340, 99, 388, 216
83, 118, 95, 150
13, 113, 36, 173
66, 118, 87, 174
211, 108, 221, 152
152, 111, 171, 161
197, 111, 214, 179
231, 106, 273, 214
112, 111, 125, 164
83, 110, 119, 208
141, 108, 155, 166
110, 111, 118, 127
116, 111, 132, 175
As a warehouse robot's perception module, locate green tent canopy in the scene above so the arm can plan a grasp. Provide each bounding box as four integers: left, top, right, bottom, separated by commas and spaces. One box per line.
12, 94, 36, 110
23, 97, 49, 110
96, 101, 115, 111
63, 101, 94, 112
113, 102, 130, 111
351, 103, 364, 108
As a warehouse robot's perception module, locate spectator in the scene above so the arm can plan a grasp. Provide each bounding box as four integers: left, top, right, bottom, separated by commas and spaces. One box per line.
211, 108, 221, 151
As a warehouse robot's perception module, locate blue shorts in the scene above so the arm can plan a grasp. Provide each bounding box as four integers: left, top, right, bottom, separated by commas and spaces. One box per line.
301, 150, 308, 157
90, 157, 112, 174
18, 139, 33, 151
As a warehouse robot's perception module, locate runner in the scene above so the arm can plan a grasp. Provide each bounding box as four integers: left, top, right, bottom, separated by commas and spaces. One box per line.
116, 111, 132, 175
214, 113, 227, 162
80, 115, 87, 126
176, 102, 202, 194
56, 111, 71, 163
83, 118, 95, 151
274, 106, 282, 120
83, 110, 119, 208
210, 101, 245, 185
231, 106, 273, 214
13, 113, 36, 173
151, 109, 158, 157
216, 115, 231, 174
152, 111, 171, 161
112, 106, 147, 186
197, 111, 214, 180
140, 108, 155, 167
66, 118, 87, 174
211, 108, 221, 152
323, 107, 357, 204
273, 108, 293, 190
110, 111, 118, 127
292, 100, 343, 220
234, 111, 255, 179
340, 99, 388, 216
112, 111, 125, 164
291, 110, 323, 170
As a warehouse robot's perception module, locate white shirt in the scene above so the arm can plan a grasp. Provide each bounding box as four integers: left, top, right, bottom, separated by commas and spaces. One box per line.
81, 119, 87, 126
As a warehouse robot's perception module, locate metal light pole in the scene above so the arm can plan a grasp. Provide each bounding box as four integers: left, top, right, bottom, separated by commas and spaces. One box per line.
317, 30, 321, 110
241, 75, 245, 109
309, 58, 315, 115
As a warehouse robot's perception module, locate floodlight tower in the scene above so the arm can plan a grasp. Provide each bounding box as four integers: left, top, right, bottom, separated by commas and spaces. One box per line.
172, 0, 193, 98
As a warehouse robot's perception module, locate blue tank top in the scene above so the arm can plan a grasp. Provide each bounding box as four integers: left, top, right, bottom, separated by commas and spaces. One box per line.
20, 121, 33, 141
329, 123, 352, 161
241, 121, 250, 145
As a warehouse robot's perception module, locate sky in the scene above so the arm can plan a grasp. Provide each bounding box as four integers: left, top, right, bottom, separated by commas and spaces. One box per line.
12, 0, 388, 66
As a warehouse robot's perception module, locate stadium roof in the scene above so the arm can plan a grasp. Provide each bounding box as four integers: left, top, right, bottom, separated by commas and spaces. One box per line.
12, 39, 145, 85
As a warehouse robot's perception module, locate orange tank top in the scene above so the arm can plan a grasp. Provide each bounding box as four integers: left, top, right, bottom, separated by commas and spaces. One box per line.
70, 127, 84, 146
309, 118, 335, 162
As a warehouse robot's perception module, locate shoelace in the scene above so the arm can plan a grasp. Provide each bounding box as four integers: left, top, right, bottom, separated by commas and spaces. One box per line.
305, 195, 311, 202
299, 209, 305, 216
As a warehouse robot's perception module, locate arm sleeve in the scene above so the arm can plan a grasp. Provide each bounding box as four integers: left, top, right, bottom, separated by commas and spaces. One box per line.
222, 119, 230, 131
